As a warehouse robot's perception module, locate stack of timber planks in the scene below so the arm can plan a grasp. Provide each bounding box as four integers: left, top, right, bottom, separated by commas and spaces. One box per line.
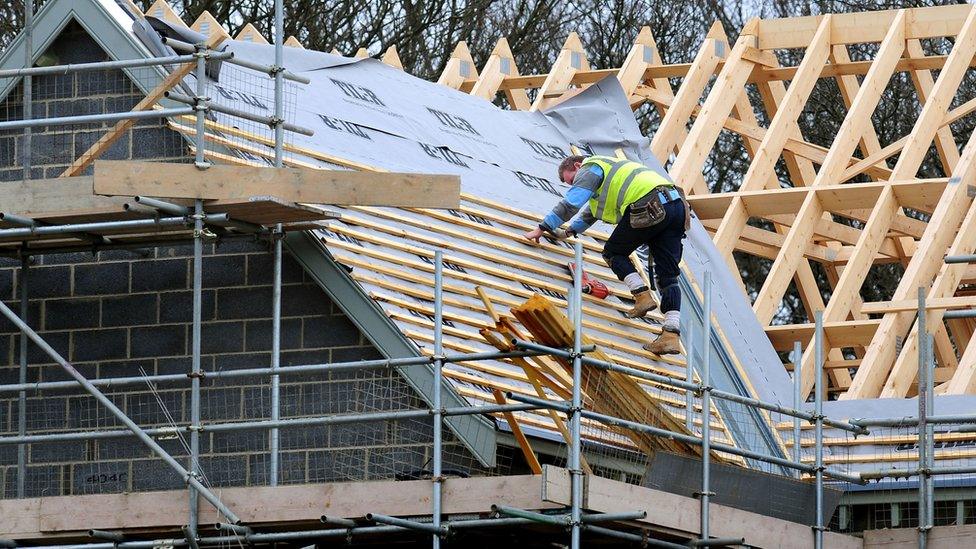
511, 294, 729, 461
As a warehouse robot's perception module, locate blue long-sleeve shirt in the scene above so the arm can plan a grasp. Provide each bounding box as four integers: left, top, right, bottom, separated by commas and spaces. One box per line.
540, 165, 603, 234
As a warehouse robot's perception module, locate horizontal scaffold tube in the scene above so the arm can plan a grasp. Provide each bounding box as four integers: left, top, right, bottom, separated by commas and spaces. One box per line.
0, 403, 551, 445
165, 91, 314, 135
0, 349, 573, 394
851, 413, 976, 428
163, 36, 311, 84
513, 339, 867, 435
0, 107, 194, 131
505, 392, 864, 485
861, 464, 976, 480
0, 51, 233, 78
8, 513, 660, 549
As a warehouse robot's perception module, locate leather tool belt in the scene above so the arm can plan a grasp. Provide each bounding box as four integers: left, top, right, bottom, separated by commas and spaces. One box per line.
629, 186, 690, 230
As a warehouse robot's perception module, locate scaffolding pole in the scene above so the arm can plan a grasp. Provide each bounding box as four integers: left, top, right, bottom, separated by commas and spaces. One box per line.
685, 326, 694, 433
699, 271, 712, 543
0, 348, 568, 395
569, 238, 584, 549
0, 52, 233, 78
512, 339, 866, 435
187, 199, 205, 537
925, 329, 935, 545
269, 225, 283, 485
432, 250, 445, 548
273, 0, 285, 167
0, 402, 556, 446
15, 257, 27, 498
792, 340, 802, 479
814, 311, 824, 549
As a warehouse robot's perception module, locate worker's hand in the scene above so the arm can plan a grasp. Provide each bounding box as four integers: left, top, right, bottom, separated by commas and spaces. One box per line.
523, 226, 545, 243
552, 228, 576, 240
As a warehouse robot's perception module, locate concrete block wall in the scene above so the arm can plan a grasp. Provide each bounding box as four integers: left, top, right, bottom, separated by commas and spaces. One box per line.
0, 20, 499, 498
0, 20, 188, 182
0, 240, 492, 498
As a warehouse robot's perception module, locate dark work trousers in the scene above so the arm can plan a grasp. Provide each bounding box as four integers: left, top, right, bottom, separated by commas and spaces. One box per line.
601, 198, 686, 313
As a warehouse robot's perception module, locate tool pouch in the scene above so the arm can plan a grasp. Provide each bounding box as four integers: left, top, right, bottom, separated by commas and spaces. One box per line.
630, 192, 666, 229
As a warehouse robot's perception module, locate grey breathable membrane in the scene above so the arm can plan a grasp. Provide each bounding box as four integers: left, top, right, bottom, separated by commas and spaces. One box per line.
130, 26, 792, 458
133, 26, 976, 472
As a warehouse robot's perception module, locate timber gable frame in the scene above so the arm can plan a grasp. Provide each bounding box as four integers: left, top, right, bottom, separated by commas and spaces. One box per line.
11, 0, 976, 471
117, 1, 976, 469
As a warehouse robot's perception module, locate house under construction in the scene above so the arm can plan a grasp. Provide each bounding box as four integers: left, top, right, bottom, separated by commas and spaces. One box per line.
2, 0, 976, 547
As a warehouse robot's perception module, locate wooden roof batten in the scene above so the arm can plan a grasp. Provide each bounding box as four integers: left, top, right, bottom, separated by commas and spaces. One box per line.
131, 2, 976, 406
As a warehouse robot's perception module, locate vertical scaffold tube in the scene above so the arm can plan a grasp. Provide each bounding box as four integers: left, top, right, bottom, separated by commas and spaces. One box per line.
188, 200, 204, 537
16, 257, 28, 498
194, 42, 207, 167
269, 225, 283, 485
22, 0, 32, 183
18, 1, 33, 499
685, 328, 694, 433
570, 239, 584, 549
432, 250, 444, 548
700, 272, 712, 542
917, 288, 928, 549
814, 311, 824, 549
273, 0, 284, 166
792, 341, 802, 477
925, 330, 935, 542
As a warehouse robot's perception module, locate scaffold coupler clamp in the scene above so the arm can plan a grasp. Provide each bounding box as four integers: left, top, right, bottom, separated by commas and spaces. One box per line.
809, 412, 825, 426
184, 469, 201, 485
193, 227, 218, 241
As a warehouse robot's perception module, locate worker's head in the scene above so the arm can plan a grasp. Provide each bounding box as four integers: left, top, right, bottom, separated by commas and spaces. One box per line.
558, 155, 586, 185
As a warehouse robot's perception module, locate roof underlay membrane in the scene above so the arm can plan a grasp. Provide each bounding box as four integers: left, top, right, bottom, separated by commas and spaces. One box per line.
117, 7, 976, 478
153, 31, 789, 467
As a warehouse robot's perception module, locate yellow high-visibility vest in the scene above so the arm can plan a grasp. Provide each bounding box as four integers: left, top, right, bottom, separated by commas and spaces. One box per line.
581, 156, 674, 224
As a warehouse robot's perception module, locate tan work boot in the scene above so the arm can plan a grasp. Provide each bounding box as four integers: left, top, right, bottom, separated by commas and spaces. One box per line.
624, 290, 657, 318
644, 329, 681, 355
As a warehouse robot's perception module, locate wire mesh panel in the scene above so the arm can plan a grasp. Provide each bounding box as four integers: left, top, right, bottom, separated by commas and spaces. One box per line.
190, 61, 300, 167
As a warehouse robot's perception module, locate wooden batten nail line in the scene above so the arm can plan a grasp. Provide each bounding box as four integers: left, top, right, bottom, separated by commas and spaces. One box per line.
334, 213, 620, 287
348, 267, 670, 349
382, 296, 690, 391
320, 236, 677, 345
397, 312, 722, 425
325, 223, 632, 303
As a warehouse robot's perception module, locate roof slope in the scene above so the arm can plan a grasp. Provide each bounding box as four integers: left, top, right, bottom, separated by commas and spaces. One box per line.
13, 3, 794, 464
152, 34, 788, 461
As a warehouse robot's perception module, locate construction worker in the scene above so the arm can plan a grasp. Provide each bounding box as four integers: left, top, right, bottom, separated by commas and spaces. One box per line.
523, 155, 689, 355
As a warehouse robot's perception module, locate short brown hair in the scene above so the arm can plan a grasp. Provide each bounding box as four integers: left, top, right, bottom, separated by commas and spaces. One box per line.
558, 155, 586, 179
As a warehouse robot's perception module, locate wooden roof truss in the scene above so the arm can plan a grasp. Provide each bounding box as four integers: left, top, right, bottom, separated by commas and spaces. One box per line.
410, 4, 976, 403
142, 3, 976, 406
